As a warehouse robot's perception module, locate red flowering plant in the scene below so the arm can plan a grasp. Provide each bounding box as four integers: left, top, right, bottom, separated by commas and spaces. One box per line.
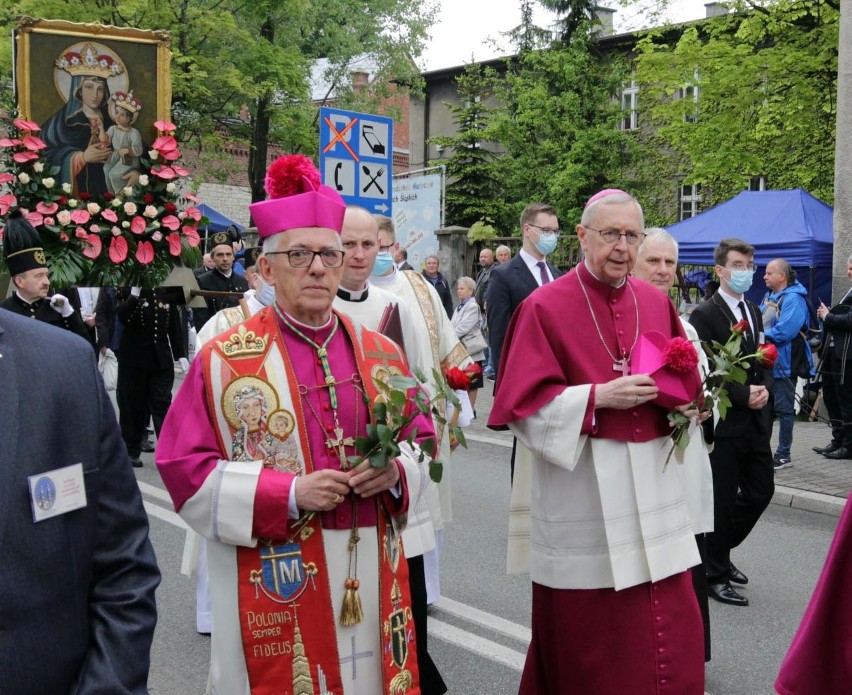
666, 319, 778, 464
445, 363, 483, 391
0, 117, 202, 288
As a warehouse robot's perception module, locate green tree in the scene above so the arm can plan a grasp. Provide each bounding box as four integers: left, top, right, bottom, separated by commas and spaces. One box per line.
633, 0, 839, 218
429, 62, 506, 229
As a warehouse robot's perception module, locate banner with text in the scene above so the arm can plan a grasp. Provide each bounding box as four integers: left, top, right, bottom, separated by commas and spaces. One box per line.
392, 173, 443, 271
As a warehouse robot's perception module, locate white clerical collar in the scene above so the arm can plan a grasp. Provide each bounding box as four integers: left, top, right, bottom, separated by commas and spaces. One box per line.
370, 268, 396, 288
582, 259, 627, 288
337, 284, 369, 302
14, 290, 38, 306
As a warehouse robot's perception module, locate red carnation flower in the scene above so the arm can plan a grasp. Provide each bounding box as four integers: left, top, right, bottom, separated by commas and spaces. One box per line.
731, 320, 749, 335
757, 343, 778, 367
264, 154, 321, 200
164, 202, 177, 213
58, 195, 67, 205
144, 194, 154, 204
662, 337, 699, 374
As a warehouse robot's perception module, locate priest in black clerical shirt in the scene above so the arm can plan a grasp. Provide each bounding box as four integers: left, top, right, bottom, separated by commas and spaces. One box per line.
193, 231, 249, 329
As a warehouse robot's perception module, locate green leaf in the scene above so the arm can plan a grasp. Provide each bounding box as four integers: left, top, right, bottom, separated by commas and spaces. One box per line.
452, 427, 467, 449
369, 452, 387, 469
390, 389, 407, 410
376, 424, 393, 445
429, 459, 443, 484
389, 375, 418, 391
420, 437, 436, 457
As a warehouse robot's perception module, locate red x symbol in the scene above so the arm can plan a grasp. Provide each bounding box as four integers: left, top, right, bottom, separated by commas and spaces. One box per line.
323, 116, 359, 161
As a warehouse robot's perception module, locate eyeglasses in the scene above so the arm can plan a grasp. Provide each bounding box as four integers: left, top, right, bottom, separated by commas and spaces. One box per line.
527, 223, 560, 235
378, 244, 394, 253
727, 263, 756, 272
584, 226, 647, 246
264, 249, 345, 268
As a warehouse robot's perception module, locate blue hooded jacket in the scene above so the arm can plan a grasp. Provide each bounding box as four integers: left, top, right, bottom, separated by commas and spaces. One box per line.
760, 280, 815, 378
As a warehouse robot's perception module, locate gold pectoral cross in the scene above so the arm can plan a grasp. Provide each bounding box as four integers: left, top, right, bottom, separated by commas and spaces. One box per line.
327, 425, 355, 468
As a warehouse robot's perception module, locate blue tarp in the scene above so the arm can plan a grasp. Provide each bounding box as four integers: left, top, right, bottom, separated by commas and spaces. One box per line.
667, 189, 834, 304
198, 203, 244, 234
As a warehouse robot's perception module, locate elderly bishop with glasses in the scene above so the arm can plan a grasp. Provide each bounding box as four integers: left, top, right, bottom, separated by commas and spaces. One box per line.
157, 155, 433, 695
489, 190, 706, 694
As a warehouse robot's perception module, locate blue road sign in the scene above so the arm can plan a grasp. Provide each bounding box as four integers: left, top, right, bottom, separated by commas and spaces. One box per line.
319, 106, 393, 215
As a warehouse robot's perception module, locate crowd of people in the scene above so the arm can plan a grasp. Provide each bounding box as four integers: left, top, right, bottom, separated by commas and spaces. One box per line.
4, 158, 852, 693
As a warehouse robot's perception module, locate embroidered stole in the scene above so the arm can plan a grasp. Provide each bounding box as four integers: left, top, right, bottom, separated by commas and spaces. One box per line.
201, 308, 420, 695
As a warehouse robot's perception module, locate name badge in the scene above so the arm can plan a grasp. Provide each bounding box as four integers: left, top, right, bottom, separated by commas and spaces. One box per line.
28, 462, 88, 523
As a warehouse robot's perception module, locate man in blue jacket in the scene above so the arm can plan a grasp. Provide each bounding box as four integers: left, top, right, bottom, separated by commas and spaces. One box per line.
761, 259, 815, 470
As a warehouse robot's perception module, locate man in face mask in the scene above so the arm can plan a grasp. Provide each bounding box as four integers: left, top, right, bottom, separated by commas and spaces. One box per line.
485, 203, 562, 380
690, 238, 775, 608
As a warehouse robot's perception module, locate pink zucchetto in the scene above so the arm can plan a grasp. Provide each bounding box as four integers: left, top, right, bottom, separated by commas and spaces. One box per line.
249, 154, 346, 239
584, 188, 629, 209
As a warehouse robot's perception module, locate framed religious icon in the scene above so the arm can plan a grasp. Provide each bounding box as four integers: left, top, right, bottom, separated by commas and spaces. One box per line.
14, 17, 172, 197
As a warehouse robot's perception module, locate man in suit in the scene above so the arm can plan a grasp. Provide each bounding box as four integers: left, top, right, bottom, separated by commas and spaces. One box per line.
815, 252, 852, 459
193, 231, 249, 329
486, 202, 562, 378
690, 238, 774, 607
0, 308, 160, 693
395, 246, 414, 271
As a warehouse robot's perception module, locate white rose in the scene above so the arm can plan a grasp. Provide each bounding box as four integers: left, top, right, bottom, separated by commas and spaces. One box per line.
165, 182, 176, 193
18, 173, 30, 184
62, 182, 72, 194
56, 210, 72, 226
87, 202, 100, 215
148, 150, 159, 161
143, 205, 158, 218
152, 220, 161, 228
152, 231, 163, 241
123, 187, 134, 197
124, 202, 137, 215
122, 221, 130, 229
68, 199, 78, 208
138, 174, 149, 186
112, 226, 121, 236
112, 198, 123, 208
42, 177, 55, 189
33, 162, 44, 173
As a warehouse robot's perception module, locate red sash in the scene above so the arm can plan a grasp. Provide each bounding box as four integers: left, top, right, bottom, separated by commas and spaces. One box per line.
200, 308, 421, 694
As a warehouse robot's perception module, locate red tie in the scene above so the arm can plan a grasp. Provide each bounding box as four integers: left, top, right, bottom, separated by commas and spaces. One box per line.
536, 261, 550, 286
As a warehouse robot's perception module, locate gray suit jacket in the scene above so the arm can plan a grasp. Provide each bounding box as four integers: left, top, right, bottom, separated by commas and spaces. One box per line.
0, 309, 160, 694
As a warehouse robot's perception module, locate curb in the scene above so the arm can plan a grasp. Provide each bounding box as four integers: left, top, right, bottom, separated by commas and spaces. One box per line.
771, 485, 847, 518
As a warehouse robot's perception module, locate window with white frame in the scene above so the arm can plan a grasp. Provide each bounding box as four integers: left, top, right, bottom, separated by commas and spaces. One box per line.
679, 84, 700, 123
748, 176, 767, 191
679, 183, 702, 220
621, 80, 638, 131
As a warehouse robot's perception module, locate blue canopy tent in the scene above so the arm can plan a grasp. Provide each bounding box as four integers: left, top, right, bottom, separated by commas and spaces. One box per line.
667, 189, 834, 305
198, 203, 244, 235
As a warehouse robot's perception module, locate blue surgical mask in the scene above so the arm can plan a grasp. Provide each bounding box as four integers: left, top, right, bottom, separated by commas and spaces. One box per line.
535, 232, 558, 256
728, 269, 754, 294
371, 252, 394, 277
258, 282, 275, 307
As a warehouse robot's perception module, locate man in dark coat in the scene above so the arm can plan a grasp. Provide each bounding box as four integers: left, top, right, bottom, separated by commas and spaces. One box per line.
0, 307, 160, 693
116, 285, 188, 466
193, 231, 249, 329
422, 254, 454, 318
0, 213, 89, 341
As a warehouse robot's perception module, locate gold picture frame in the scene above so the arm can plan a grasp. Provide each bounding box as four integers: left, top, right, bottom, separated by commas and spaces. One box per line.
14, 17, 172, 196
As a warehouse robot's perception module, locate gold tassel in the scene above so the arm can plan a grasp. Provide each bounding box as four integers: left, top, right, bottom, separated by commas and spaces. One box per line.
340, 577, 364, 626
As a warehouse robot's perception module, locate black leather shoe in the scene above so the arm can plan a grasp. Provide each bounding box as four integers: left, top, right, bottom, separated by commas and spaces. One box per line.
708, 582, 749, 607
729, 563, 748, 585
140, 438, 155, 453
823, 446, 852, 460
130, 457, 143, 468
813, 442, 842, 455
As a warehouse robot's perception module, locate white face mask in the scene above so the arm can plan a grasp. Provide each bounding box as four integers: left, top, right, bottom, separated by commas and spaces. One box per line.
258, 281, 275, 306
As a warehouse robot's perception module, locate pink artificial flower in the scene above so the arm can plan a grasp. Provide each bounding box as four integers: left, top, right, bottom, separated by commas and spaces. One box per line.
161, 214, 180, 230
75, 226, 88, 239
151, 230, 163, 242
152, 135, 178, 153
0, 194, 18, 215
182, 225, 200, 247
166, 232, 183, 256
0, 138, 22, 148
22, 135, 47, 151
172, 165, 189, 177
89, 224, 100, 234
109, 235, 128, 262
25, 211, 44, 227
153, 120, 176, 133
56, 210, 72, 226
43, 216, 55, 226
101, 209, 118, 223
13, 118, 41, 132
143, 205, 158, 218
36, 201, 59, 215
185, 192, 200, 203
0, 173, 16, 184
161, 148, 181, 162
151, 165, 176, 180
70, 209, 91, 225
13, 151, 39, 163
135, 240, 155, 264
111, 226, 121, 236
82, 234, 102, 259
184, 206, 202, 221
86, 202, 101, 215
130, 216, 146, 235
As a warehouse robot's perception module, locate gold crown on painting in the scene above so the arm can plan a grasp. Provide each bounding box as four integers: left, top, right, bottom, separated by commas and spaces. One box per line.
55, 43, 124, 79
110, 90, 142, 113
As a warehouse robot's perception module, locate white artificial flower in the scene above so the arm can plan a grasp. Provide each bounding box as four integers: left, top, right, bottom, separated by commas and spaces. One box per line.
123, 186, 134, 197
138, 174, 149, 186
152, 231, 163, 241
165, 182, 176, 194
68, 199, 78, 208
112, 198, 123, 208
143, 205, 158, 218
124, 202, 138, 215
56, 210, 72, 226
18, 173, 30, 184
42, 177, 55, 188
122, 221, 130, 229
33, 162, 44, 173
62, 182, 72, 194
87, 202, 101, 215
149, 150, 159, 161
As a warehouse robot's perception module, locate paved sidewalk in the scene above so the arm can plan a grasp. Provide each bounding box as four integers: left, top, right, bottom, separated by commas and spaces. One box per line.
466, 381, 851, 517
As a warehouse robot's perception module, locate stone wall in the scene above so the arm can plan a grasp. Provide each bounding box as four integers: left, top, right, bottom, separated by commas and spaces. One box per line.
196, 182, 252, 227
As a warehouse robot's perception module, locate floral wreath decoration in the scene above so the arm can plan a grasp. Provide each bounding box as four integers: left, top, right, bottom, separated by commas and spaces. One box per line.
0, 117, 203, 288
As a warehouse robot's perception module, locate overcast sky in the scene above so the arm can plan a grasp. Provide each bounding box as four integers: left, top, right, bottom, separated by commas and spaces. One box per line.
419, 0, 712, 72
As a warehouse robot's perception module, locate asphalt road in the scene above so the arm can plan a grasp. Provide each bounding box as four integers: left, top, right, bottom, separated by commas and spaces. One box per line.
138, 434, 840, 695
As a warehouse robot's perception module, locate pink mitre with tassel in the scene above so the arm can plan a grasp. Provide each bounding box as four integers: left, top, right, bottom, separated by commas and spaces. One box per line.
584, 188, 629, 209
249, 154, 346, 239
